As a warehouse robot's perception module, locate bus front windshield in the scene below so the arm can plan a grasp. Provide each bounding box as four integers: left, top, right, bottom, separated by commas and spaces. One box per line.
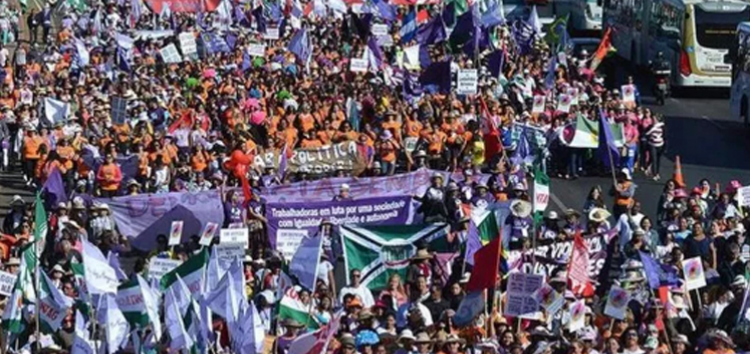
695, 6, 750, 49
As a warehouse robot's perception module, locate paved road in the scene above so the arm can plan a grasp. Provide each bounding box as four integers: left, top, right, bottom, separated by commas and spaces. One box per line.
550, 90, 750, 221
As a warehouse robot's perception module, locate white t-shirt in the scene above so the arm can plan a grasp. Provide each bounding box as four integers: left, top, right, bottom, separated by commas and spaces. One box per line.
396, 302, 434, 328
622, 347, 645, 354
339, 284, 375, 308
317, 261, 333, 286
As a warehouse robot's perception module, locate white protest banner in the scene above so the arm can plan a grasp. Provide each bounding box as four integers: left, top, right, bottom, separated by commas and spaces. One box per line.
532, 95, 545, 113
621, 84, 636, 103
199, 222, 219, 246
682, 256, 707, 290
220, 228, 249, 248
532, 283, 564, 315
148, 258, 182, 280
111, 97, 128, 125
372, 24, 389, 37
604, 286, 630, 320
215, 242, 246, 268
567, 88, 579, 105
533, 173, 550, 213
160, 44, 182, 64
557, 94, 572, 113
456, 69, 478, 95
277, 229, 309, 261
264, 27, 280, 40
737, 185, 750, 207
168, 221, 184, 246
350, 58, 368, 73
247, 43, 266, 57
44, 97, 70, 126
568, 299, 587, 332
0, 271, 17, 296
178, 32, 198, 57
504, 273, 544, 318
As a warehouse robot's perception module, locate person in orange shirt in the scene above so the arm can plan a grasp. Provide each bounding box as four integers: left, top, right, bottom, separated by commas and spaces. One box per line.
191, 144, 209, 173
22, 129, 43, 184
300, 132, 322, 149
316, 120, 337, 145
96, 154, 123, 198
334, 121, 359, 143
297, 106, 316, 134
376, 130, 400, 176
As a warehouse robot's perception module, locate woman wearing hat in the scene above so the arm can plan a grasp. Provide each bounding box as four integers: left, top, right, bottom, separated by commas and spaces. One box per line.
506, 200, 533, 240
414, 173, 448, 224
273, 319, 305, 354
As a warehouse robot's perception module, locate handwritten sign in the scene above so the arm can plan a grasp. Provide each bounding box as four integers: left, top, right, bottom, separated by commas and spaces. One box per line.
456, 69, 478, 95
199, 222, 219, 246
247, 43, 266, 57
277, 229, 309, 261
148, 258, 182, 280
220, 228, 249, 248
350, 58, 368, 72
505, 273, 544, 318
169, 221, 184, 246
0, 271, 17, 296
179, 32, 198, 57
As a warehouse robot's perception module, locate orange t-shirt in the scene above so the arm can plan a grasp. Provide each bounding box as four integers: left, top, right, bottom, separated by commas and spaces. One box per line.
98, 164, 122, 191
23, 136, 43, 159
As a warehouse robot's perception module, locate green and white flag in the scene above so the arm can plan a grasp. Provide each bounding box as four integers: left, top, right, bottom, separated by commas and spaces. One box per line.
471, 208, 501, 245
1, 249, 33, 334
117, 279, 147, 327
533, 168, 550, 213
81, 237, 119, 294
567, 113, 625, 148
34, 193, 47, 257
341, 224, 449, 290
278, 287, 318, 329
160, 249, 208, 296
39, 270, 74, 332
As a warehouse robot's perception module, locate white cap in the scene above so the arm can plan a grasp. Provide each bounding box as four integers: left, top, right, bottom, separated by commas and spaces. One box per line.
341, 184, 350, 190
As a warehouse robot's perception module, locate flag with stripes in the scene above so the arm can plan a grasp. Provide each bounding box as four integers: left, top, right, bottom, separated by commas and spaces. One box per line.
341, 224, 449, 290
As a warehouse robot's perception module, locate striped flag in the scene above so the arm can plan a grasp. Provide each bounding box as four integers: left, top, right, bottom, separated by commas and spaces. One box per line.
590, 28, 615, 71
399, 9, 417, 44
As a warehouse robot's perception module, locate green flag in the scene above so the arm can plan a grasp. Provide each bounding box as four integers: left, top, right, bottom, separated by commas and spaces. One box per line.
533, 167, 550, 214
34, 193, 47, 243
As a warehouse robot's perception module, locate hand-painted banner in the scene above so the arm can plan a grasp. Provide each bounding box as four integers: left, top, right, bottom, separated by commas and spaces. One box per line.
145, 0, 219, 13
506, 231, 612, 279
286, 141, 366, 175
99, 190, 224, 250
265, 195, 413, 249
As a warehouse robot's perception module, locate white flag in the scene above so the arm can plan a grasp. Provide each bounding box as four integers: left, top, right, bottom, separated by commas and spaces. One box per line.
101, 294, 130, 354
82, 238, 119, 294
43, 97, 70, 125
137, 275, 162, 341
165, 287, 194, 350
241, 302, 266, 354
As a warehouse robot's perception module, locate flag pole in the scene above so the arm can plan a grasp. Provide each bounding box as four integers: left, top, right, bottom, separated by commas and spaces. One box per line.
33, 195, 41, 354
601, 111, 618, 185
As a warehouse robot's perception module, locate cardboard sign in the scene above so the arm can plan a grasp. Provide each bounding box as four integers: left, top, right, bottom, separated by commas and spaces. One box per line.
264, 27, 280, 40
247, 43, 266, 57
568, 299, 587, 331
532, 283, 563, 315
0, 271, 17, 296
199, 222, 219, 246
178, 32, 198, 57
277, 229, 309, 261
557, 94, 572, 113
604, 286, 630, 320
621, 84, 636, 103
220, 228, 249, 248
350, 58, 368, 72
148, 258, 182, 280
682, 256, 707, 290
160, 44, 183, 64
456, 69, 478, 95
168, 221, 184, 246
532, 95, 545, 113
505, 273, 544, 318
737, 185, 750, 207
215, 242, 246, 267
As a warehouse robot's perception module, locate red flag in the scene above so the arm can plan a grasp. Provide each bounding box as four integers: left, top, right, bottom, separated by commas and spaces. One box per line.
479, 96, 503, 163
658, 286, 669, 304
567, 232, 592, 296
466, 233, 502, 293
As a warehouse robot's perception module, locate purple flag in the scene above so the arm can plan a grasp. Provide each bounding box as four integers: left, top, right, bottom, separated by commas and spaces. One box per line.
373, 0, 396, 22
639, 251, 680, 289
544, 54, 557, 91
242, 51, 252, 72
464, 219, 482, 266
289, 235, 323, 291
598, 109, 621, 168
417, 16, 446, 45
288, 28, 311, 62
487, 50, 504, 78
419, 60, 451, 93
367, 37, 384, 69
278, 144, 288, 180
42, 167, 67, 209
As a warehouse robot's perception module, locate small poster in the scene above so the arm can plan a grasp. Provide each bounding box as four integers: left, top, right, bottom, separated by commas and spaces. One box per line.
737, 185, 750, 206
350, 58, 369, 72
247, 43, 266, 57
199, 222, 219, 246
621, 84, 636, 103
682, 256, 707, 290
168, 221, 184, 246
568, 299, 587, 332
557, 94, 572, 113
457, 69, 479, 95
532, 283, 564, 315
532, 95, 545, 113
110, 97, 128, 125
148, 258, 182, 280
178, 32, 198, 57
159, 44, 182, 64
220, 228, 249, 248
0, 271, 17, 296
264, 27, 280, 40
371, 24, 389, 37
604, 286, 630, 320
505, 273, 544, 318
567, 88, 579, 106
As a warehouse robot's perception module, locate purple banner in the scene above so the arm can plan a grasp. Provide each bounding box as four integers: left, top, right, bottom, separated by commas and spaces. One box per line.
266, 195, 414, 256
99, 190, 225, 250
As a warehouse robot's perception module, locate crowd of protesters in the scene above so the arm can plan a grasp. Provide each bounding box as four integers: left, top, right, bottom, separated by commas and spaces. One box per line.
0, 0, 748, 353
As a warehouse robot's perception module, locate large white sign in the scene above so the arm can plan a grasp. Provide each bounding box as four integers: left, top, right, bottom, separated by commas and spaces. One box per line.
220, 228, 249, 248
247, 43, 266, 57
505, 273, 544, 318
456, 69, 478, 95
0, 271, 17, 296
264, 27, 280, 40
737, 185, 750, 207
160, 44, 182, 64
350, 58, 368, 73
179, 32, 198, 57
277, 229, 309, 261
148, 258, 182, 280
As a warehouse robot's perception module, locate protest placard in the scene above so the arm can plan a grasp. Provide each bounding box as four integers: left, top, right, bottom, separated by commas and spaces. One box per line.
568, 299, 587, 331
215, 242, 246, 267
160, 44, 182, 63
350, 58, 368, 72
532, 283, 564, 315
168, 221, 183, 246
737, 185, 750, 207
110, 97, 128, 125
199, 222, 219, 246
682, 256, 707, 290
0, 271, 17, 296
604, 286, 630, 320
505, 273, 544, 318
264, 27, 280, 40
457, 69, 478, 95
178, 32, 198, 57
277, 229, 309, 261
621, 84, 636, 103
567, 88, 579, 105
532, 95, 545, 113
148, 258, 182, 280
220, 228, 249, 248
371, 24, 389, 37
247, 43, 266, 57
557, 94, 572, 113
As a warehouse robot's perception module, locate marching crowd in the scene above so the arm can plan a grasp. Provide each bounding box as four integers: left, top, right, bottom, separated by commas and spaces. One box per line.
0, 0, 747, 353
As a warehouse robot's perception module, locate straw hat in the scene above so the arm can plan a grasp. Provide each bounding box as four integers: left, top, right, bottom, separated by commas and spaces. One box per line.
398, 329, 416, 343
444, 334, 465, 345
340, 333, 356, 348
5, 258, 20, 267
282, 319, 305, 328
708, 330, 734, 347
672, 335, 689, 345
412, 249, 433, 260
730, 275, 747, 289
588, 208, 610, 223
414, 332, 432, 344
510, 200, 532, 218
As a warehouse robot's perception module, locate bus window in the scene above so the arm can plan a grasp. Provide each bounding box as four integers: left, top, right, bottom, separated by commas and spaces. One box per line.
695, 6, 750, 50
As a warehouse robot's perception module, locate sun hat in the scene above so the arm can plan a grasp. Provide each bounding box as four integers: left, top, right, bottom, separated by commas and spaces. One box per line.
412, 249, 433, 260
414, 332, 433, 344
398, 329, 416, 342
588, 208, 611, 223
731, 275, 747, 289
708, 330, 734, 347
10, 195, 24, 206
510, 200, 532, 218
672, 335, 690, 345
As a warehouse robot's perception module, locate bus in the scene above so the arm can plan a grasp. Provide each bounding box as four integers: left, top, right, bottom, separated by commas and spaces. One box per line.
555, 0, 604, 33
503, 0, 558, 28
603, 0, 750, 88
729, 22, 750, 126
